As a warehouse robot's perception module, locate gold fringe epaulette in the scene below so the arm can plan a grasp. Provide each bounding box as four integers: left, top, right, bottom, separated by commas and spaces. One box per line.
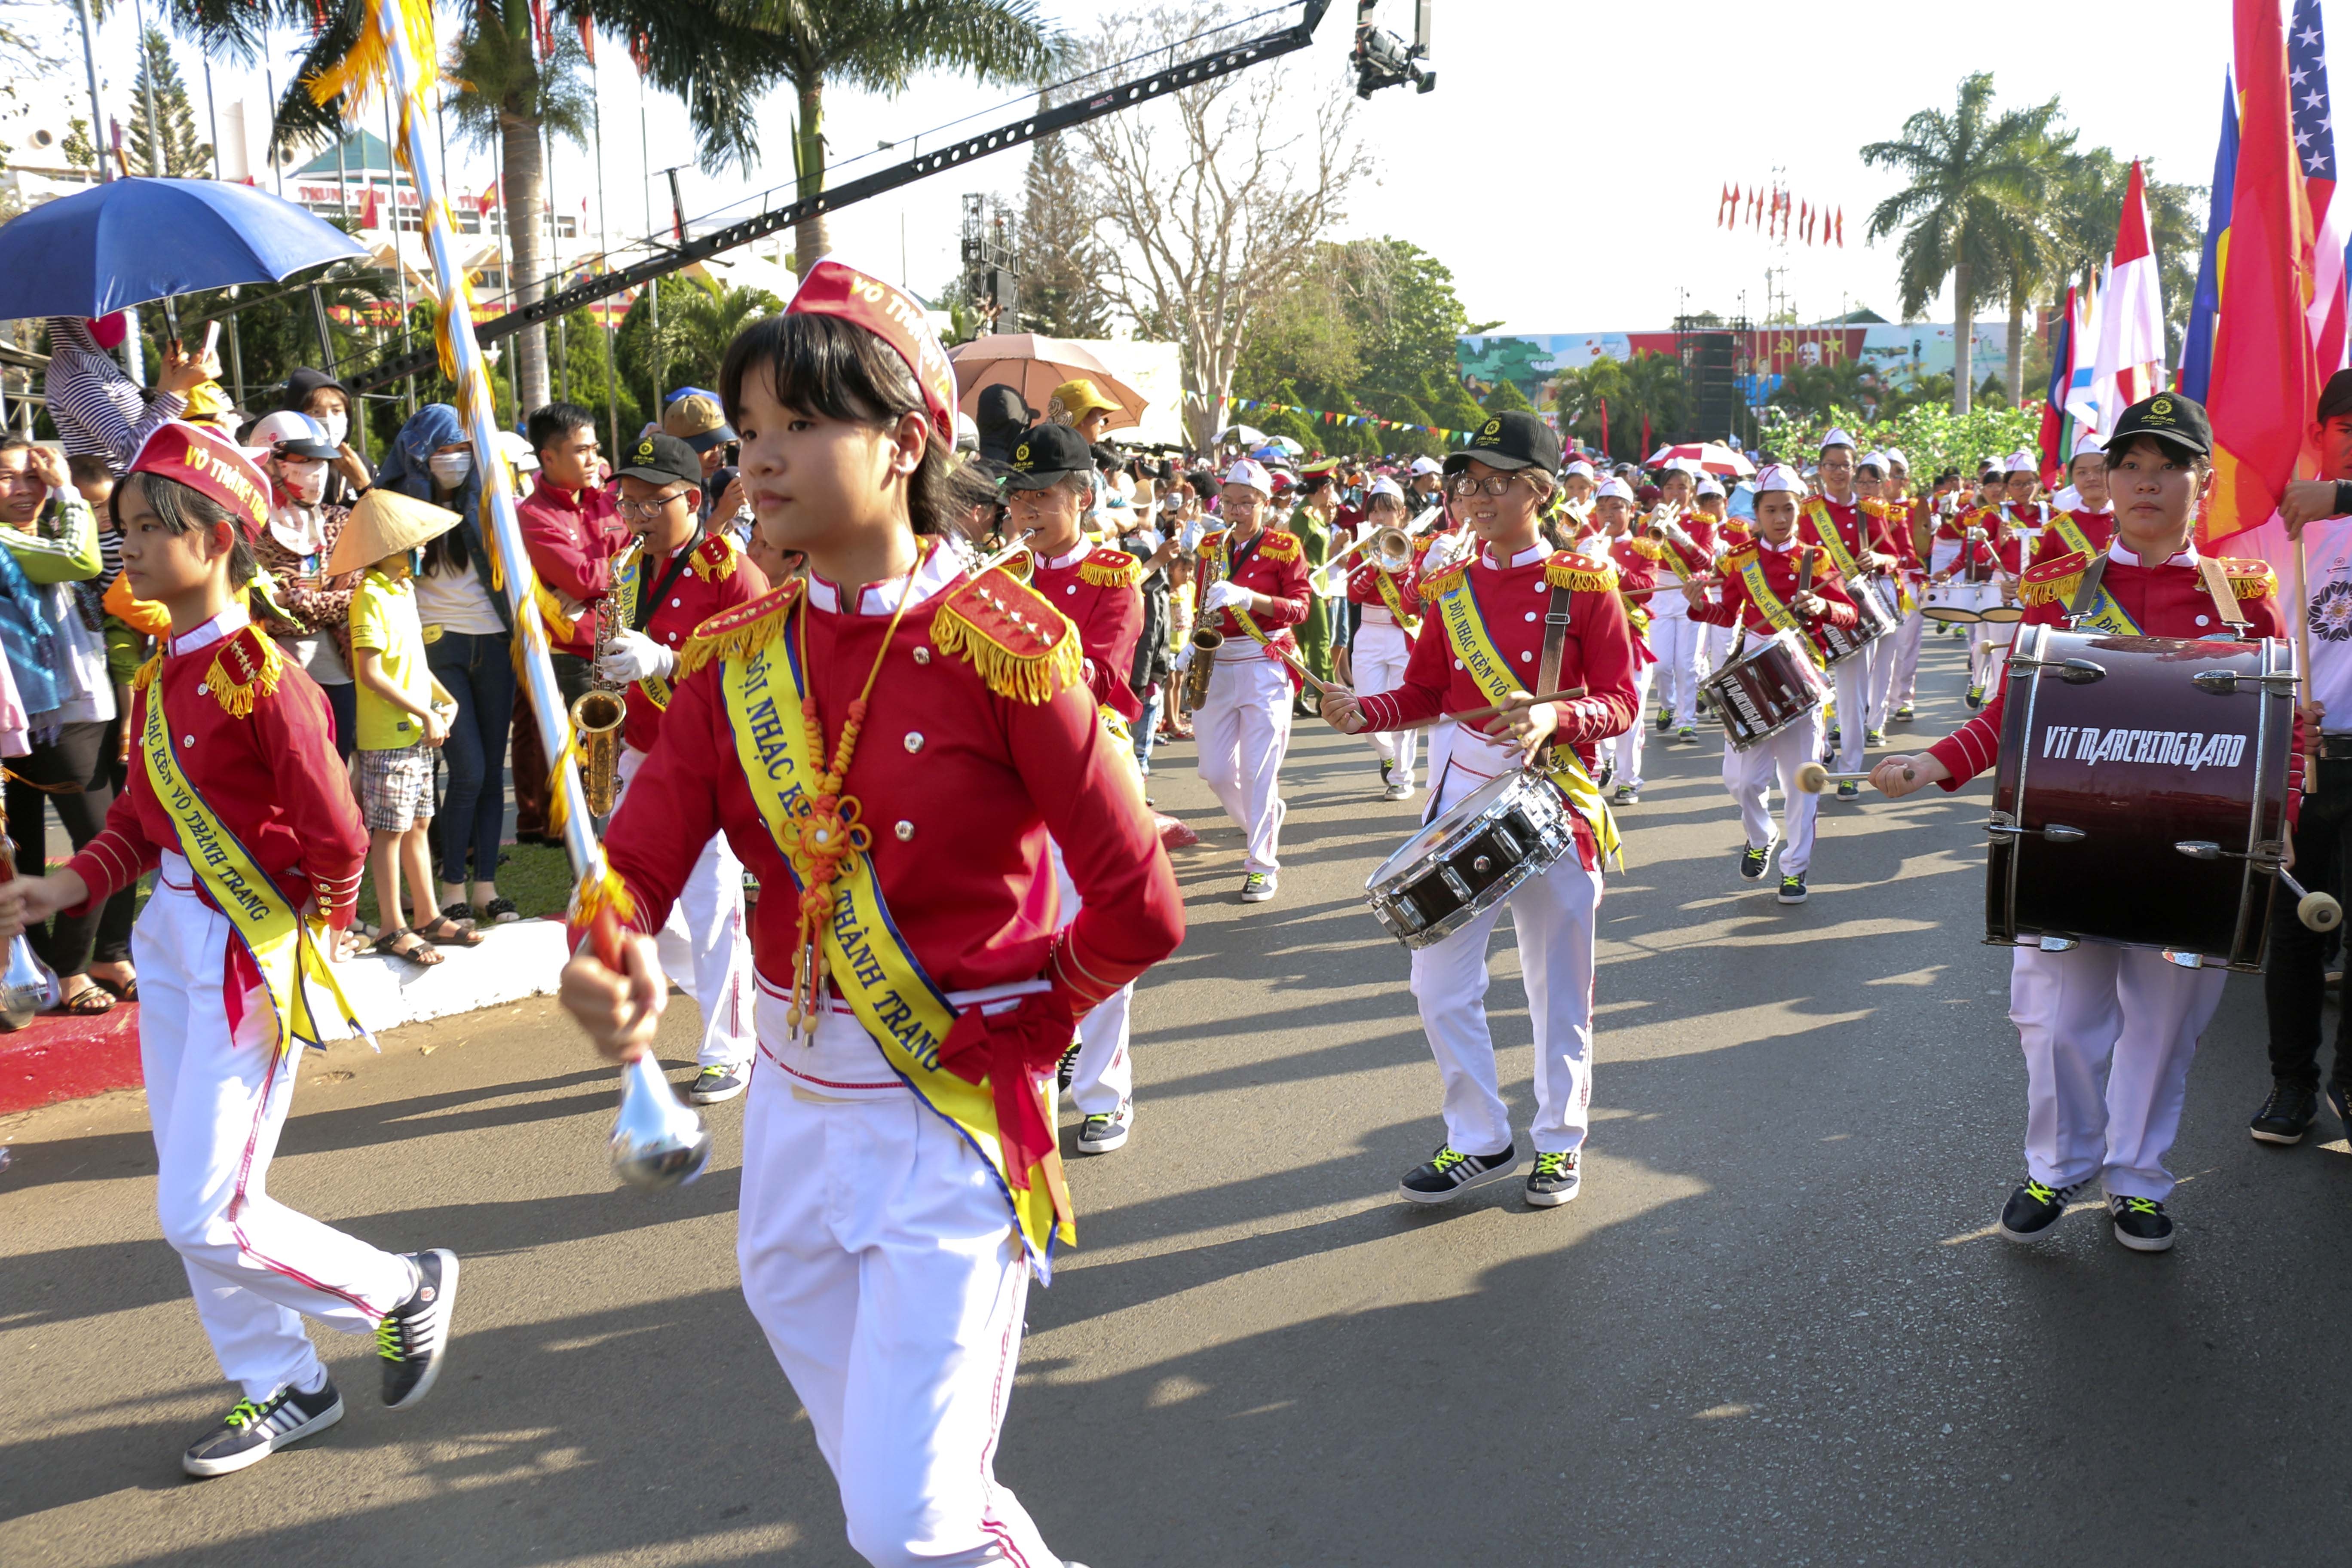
1719, 542, 1761, 569
131, 650, 163, 695
688, 532, 741, 582
2217, 556, 2278, 599
1629, 536, 1669, 562
675, 580, 802, 680
1256, 529, 1301, 564
1546, 550, 1618, 593
931, 566, 1083, 704
1078, 551, 1141, 588
205, 626, 284, 718
1418, 552, 1472, 594
2018, 549, 2092, 607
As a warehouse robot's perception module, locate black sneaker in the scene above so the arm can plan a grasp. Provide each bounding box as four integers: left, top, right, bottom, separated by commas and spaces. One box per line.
2109, 1194, 2176, 1253
1077, 1102, 1131, 1154
1611, 783, 1639, 806
2331, 1082, 2352, 1134
1379, 760, 1394, 790
688, 1065, 747, 1104
1657, 707, 1672, 732
1400, 1142, 1517, 1204
1777, 872, 1808, 904
1836, 781, 1861, 801
182, 1380, 343, 1477
2250, 1082, 2319, 1145
1864, 728, 1884, 747
1893, 703, 1915, 723
1998, 1178, 2082, 1243
1739, 843, 1773, 880
1057, 1043, 1080, 1092
1525, 1150, 1580, 1207
379, 1249, 460, 1410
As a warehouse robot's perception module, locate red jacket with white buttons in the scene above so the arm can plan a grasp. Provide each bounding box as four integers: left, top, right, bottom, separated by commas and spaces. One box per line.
1027, 538, 1145, 721
624, 530, 768, 753
1688, 539, 1861, 658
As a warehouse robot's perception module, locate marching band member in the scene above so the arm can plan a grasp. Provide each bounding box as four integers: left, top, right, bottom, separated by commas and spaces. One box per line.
1869, 448, 1929, 727
1320, 411, 1638, 1208
0, 425, 459, 1476
1186, 457, 1310, 902
1601, 486, 1659, 805
1645, 461, 1719, 745
1687, 464, 1860, 905
1703, 477, 1749, 676
1338, 476, 1426, 800
1561, 457, 1599, 515
1872, 393, 2296, 1254
1800, 430, 1896, 795
1005, 421, 1151, 1156
598, 429, 768, 1102
2026, 433, 2113, 570
559, 261, 1181, 1567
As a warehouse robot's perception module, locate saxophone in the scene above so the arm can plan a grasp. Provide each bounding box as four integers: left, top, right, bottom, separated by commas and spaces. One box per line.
1178, 538, 1224, 719
570, 542, 637, 817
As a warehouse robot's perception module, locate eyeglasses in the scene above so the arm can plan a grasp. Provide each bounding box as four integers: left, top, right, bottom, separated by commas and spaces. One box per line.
1448, 473, 1521, 498
615, 489, 687, 520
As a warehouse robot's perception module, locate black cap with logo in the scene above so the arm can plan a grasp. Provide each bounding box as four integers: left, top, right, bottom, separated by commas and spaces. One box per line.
616, 429, 704, 488
2106, 391, 2213, 458
1442, 409, 1564, 476
1002, 422, 1093, 490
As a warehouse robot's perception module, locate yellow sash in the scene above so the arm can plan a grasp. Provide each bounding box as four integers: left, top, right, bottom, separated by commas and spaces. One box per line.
1804, 499, 1865, 580
1431, 573, 1621, 866
2048, 512, 2098, 562
140, 673, 367, 1057
610, 545, 674, 711
1733, 551, 1828, 669
2071, 573, 2142, 636
1213, 532, 1275, 647
719, 632, 1073, 1269
1374, 566, 1419, 634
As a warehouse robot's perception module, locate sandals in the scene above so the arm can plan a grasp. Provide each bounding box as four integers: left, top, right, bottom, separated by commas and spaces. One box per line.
413, 914, 484, 949
88, 971, 138, 1002
482, 897, 519, 925
373, 928, 445, 967
55, 982, 116, 1015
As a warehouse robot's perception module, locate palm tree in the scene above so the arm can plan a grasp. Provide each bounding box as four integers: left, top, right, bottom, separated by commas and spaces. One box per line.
652, 275, 787, 394
604, 0, 1065, 270
1862, 74, 2059, 414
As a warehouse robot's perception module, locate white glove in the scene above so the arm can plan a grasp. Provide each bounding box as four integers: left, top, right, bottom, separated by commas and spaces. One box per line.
1203, 579, 1250, 615
596, 627, 676, 685
1172, 642, 1196, 674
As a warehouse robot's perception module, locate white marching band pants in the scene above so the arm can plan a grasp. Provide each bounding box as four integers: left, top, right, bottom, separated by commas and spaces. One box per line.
1608, 659, 1654, 789
738, 995, 1066, 1568
1970, 618, 2017, 692
1721, 711, 1824, 876
1645, 597, 1707, 730
1351, 619, 1418, 781
618, 744, 753, 1071
1830, 635, 1887, 770
2008, 945, 2223, 1202
138, 856, 415, 1401
1406, 760, 1602, 1157
1704, 618, 1736, 675
1050, 840, 1136, 1119
1194, 653, 1293, 874
1883, 593, 1926, 712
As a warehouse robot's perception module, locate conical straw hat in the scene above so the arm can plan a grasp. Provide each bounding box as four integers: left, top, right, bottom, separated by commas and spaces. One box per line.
327, 487, 462, 576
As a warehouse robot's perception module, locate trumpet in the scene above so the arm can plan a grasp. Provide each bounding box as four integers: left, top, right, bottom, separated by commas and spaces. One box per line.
1312, 505, 1442, 593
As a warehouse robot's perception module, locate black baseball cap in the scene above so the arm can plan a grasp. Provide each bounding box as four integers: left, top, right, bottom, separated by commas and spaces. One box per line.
2107, 391, 2213, 458
1001, 422, 1093, 490
616, 429, 704, 488
2319, 369, 2352, 426
1444, 410, 1563, 476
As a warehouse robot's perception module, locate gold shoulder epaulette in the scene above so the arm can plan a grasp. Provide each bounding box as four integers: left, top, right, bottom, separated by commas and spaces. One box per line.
1419, 552, 1472, 592
1256, 528, 1301, 564
931, 566, 1084, 704
2218, 556, 2278, 599
1629, 536, 1669, 561
1721, 541, 1761, 566
2019, 549, 2092, 607
1077, 551, 1141, 589
205, 625, 285, 718
131, 649, 163, 695
1546, 550, 1617, 593
675, 580, 802, 680
688, 532, 741, 582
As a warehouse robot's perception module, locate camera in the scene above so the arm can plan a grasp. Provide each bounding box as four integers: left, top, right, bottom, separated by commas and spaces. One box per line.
1350, 0, 1435, 99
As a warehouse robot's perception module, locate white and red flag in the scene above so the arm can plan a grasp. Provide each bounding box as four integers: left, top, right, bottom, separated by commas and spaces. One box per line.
2085, 160, 2168, 430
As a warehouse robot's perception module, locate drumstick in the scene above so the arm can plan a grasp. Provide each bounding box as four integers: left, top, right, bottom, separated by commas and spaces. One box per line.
1381, 687, 1589, 733
1795, 761, 1913, 794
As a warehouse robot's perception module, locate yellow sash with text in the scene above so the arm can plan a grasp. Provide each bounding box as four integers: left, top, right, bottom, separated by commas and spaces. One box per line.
140, 680, 367, 1057
2048, 512, 2098, 562
1374, 567, 1419, 634
609, 544, 674, 711
1804, 499, 1866, 581
1431, 574, 1620, 866
719, 634, 1072, 1267
2070, 579, 2142, 636
1213, 532, 1276, 647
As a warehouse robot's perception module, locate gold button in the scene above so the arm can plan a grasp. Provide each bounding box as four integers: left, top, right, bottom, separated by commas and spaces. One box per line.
913, 646, 932, 665
894, 821, 915, 841
903, 732, 924, 753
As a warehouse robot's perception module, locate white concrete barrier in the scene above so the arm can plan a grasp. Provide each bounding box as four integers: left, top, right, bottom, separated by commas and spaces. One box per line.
321, 917, 574, 1040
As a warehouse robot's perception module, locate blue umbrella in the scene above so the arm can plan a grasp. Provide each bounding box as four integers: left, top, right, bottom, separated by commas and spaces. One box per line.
0, 177, 368, 320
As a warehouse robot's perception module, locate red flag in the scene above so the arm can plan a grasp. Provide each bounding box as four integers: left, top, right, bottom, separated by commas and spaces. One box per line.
476, 177, 500, 216
359, 184, 380, 230
1750, 189, 1762, 226
1835, 208, 1844, 247
577, 13, 597, 64
1640, 411, 1651, 458
2204, 0, 2321, 549
1801, 200, 1811, 245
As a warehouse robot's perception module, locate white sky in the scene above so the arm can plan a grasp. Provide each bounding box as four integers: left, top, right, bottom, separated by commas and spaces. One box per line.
29, 0, 2346, 332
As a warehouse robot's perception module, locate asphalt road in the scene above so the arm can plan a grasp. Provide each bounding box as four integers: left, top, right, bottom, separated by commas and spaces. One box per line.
3, 632, 2349, 1568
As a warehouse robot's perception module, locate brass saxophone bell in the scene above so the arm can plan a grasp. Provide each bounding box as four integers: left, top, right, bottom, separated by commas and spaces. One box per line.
609, 1050, 713, 1189
570, 689, 627, 818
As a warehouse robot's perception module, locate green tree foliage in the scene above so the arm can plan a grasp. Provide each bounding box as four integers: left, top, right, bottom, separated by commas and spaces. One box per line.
124, 26, 213, 178
1551, 352, 1686, 463
1479, 379, 1532, 413
1764, 402, 2037, 481
546, 305, 643, 452
1018, 127, 1112, 339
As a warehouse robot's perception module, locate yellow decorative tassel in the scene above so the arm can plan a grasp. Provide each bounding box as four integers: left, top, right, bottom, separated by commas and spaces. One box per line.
1257, 531, 1301, 563
564, 864, 637, 955
930, 601, 1084, 704
675, 586, 799, 680
2220, 557, 2278, 598
1078, 554, 1139, 588
687, 538, 739, 582
131, 652, 163, 695
1546, 556, 1619, 593
205, 636, 284, 719
532, 580, 578, 643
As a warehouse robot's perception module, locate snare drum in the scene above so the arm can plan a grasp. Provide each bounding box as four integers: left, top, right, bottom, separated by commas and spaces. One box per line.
1986, 625, 2296, 971
1819, 576, 1899, 666
1364, 769, 1575, 949
1923, 579, 2002, 624
1700, 628, 1828, 750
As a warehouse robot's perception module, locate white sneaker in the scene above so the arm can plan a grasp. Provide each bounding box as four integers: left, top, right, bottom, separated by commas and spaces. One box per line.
1239, 871, 1278, 902
1383, 780, 1413, 801
1077, 1102, 1132, 1154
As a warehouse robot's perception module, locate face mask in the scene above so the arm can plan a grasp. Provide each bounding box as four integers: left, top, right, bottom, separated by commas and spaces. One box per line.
429, 450, 472, 488
282, 461, 328, 506
316, 410, 349, 447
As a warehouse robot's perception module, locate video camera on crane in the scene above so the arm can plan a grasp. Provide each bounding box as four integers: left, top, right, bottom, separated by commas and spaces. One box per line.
1351, 0, 1435, 98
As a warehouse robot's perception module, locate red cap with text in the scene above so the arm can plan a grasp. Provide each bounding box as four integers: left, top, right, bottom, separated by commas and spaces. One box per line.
786, 259, 958, 445
128, 419, 273, 541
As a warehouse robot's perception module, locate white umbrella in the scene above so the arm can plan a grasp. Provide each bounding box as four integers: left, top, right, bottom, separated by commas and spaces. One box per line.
1221, 424, 1268, 445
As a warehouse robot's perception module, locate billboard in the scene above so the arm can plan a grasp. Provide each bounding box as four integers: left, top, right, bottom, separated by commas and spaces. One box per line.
1458, 322, 2014, 407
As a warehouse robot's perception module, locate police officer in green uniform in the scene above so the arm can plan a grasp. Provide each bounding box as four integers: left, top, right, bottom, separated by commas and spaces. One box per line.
1290, 456, 1342, 705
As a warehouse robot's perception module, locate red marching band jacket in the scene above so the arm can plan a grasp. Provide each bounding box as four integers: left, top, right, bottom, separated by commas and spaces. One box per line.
2027, 510, 2116, 573
1344, 549, 1425, 644
622, 530, 769, 754
517, 480, 628, 660
1354, 546, 1642, 870
1687, 538, 1861, 657
1924, 545, 2304, 817
1191, 524, 1311, 683
1028, 538, 1145, 722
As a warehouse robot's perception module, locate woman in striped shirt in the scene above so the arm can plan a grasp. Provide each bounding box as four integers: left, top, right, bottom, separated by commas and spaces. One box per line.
43, 315, 217, 475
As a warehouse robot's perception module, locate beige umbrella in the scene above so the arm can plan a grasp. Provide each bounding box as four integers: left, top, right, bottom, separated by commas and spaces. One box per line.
947, 334, 1149, 432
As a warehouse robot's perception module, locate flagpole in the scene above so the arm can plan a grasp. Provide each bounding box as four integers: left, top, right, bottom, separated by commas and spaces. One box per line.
328, 0, 609, 893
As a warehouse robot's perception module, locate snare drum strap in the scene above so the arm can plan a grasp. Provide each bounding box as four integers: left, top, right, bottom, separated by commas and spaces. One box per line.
2062, 553, 2144, 636
1535, 584, 1623, 870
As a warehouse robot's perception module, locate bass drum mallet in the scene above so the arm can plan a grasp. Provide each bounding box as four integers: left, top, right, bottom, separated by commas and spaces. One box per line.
2174, 839, 2344, 933
1795, 761, 1911, 794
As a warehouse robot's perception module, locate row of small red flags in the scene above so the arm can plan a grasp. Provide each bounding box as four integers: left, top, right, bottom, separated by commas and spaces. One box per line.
1717, 184, 1844, 247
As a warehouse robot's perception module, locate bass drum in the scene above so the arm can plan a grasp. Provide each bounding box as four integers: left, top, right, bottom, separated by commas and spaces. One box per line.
1701, 628, 1827, 750
1365, 768, 1575, 949
1819, 576, 1899, 667
1986, 624, 2296, 971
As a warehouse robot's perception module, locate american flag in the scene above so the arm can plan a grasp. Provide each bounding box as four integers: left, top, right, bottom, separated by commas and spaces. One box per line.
2291, 0, 2350, 370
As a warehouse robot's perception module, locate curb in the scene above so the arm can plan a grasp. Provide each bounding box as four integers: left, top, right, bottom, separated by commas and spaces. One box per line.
0, 918, 573, 1116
